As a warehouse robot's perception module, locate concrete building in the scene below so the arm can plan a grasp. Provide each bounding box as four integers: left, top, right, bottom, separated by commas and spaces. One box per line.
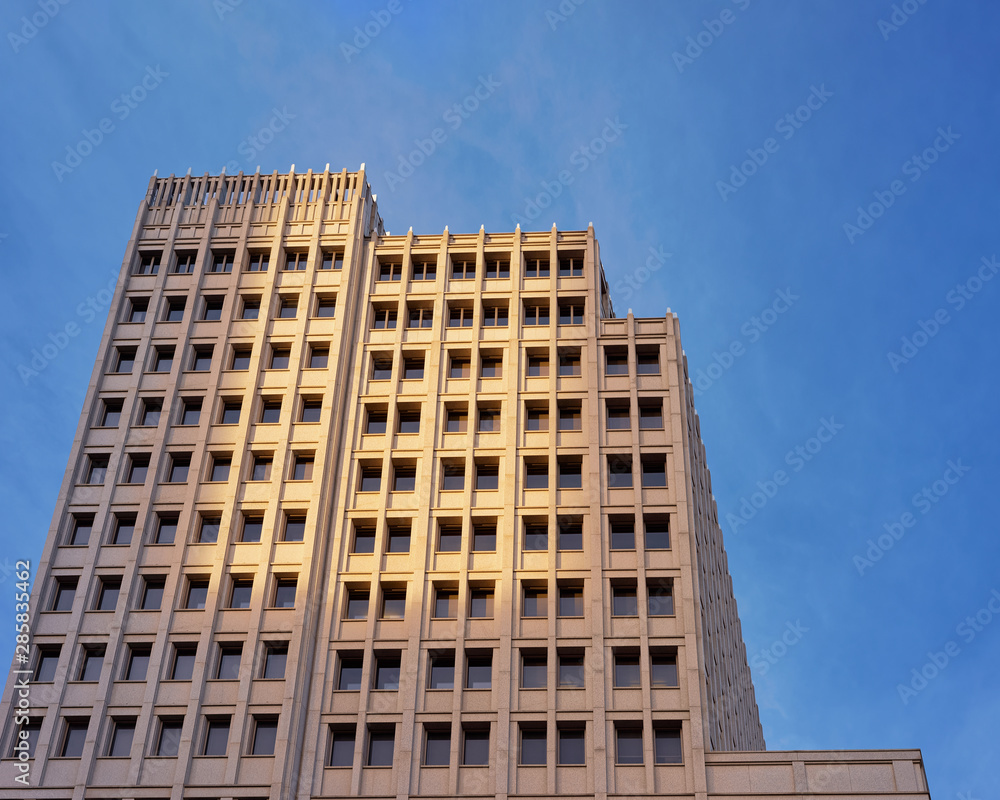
1, 166, 932, 799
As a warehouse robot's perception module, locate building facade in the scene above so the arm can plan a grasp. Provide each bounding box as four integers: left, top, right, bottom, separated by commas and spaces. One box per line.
1, 167, 931, 799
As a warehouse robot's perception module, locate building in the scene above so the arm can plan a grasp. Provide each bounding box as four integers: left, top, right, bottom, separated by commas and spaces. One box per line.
1, 166, 932, 799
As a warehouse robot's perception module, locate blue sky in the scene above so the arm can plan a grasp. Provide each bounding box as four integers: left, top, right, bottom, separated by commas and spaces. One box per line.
1, 0, 997, 794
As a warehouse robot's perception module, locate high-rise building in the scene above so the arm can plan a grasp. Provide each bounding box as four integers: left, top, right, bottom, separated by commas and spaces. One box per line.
1, 167, 931, 799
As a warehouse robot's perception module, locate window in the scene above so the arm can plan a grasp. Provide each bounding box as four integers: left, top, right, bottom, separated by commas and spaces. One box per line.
612, 584, 638, 616
173, 252, 196, 274
380, 587, 405, 619
202, 295, 224, 321
315, 295, 337, 318
216, 644, 242, 679
639, 402, 664, 429
483, 303, 508, 326
364, 409, 387, 435
398, 408, 420, 433
197, 515, 221, 544
283, 514, 306, 542
372, 306, 397, 329
485, 258, 509, 278
69, 514, 93, 546
524, 256, 550, 278
481, 355, 502, 377
522, 585, 547, 617
230, 346, 252, 370
524, 522, 547, 551
610, 519, 635, 550
291, 454, 314, 481
525, 405, 548, 432
446, 408, 468, 433
51, 578, 77, 611
558, 303, 583, 325
608, 455, 633, 488
412, 260, 436, 280
441, 463, 464, 492
108, 517, 133, 550
153, 513, 177, 544
367, 727, 395, 766
345, 590, 369, 620
241, 297, 260, 319
34, 647, 60, 682
559, 350, 581, 375
250, 454, 272, 481
136, 251, 160, 275
645, 517, 670, 549
607, 402, 631, 430
203, 717, 230, 756
558, 653, 585, 688
438, 522, 462, 551
233, 515, 260, 544
285, 251, 307, 271
472, 522, 496, 552
648, 580, 674, 616
519, 725, 546, 765
269, 346, 290, 369
359, 465, 381, 493
250, 717, 278, 755
606, 350, 629, 375
558, 585, 584, 617
526, 354, 548, 376
260, 400, 282, 423
424, 727, 450, 766
170, 644, 196, 680
10, 718, 42, 758
433, 587, 458, 619
373, 654, 400, 690
140, 577, 165, 610
387, 523, 410, 553
247, 251, 269, 272
140, 398, 162, 426
155, 717, 184, 756
558, 256, 584, 277
321, 250, 344, 270
95, 577, 121, 611
210, 252, 235, 273
463, 726, 490, 766
654, 726, 682, 763
185, 578, 210, 609
220, 400, 241, 425
309, 345, 329, 368
523, 302, 549, 325
124, 645, 151, 680
337, 654, 364, 690
469, 587, 494, 618
616, 726, 643, 765
377, 261, 402, 281
403, 356, 424, 379
152, 346, 174, 372
113, 347, 136, 374
107, 718, 135, 758
126, 296, 148, 323
352, 523, 376, 554
164, 296, 185, 321
428, 653, 455, 689
475, 463, 499, 490
60, 719, 89, 758
191, 345, 213, 371
641, 457, 667, 488
167, 453, 190, 483
558, 726, 585, 765
613, 652, 640, 687
84, 454, 108, 485
278, 295, 298, 318
466, 653, 492, 689
636, 349, 660, 374
558, 459, 582, 489
451, 257, 475, 279
76, 645, 105, 681
651, 652, 678, 687
478, 407, 499, 432
521, 653, 546, 688
558, 404, 581, 431
393, 464, 415, 492
229, 578, 253, 609
180, 398, 202, 426
329, 726, 356, 767
449, 355, 470, 378
556, 516, 583, 551
408, 306, 433, 328
371, 355, 392, 379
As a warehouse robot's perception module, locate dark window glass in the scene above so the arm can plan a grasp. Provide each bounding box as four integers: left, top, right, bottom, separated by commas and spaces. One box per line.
651, 653, 678, 687
614, 654, 640, 688
519, 727, 546, 765
559, 726, 585, 764
558, 654, 585, 688
428, 654, 454, 690
654, 727, 682, 763
338, 656, 364, 690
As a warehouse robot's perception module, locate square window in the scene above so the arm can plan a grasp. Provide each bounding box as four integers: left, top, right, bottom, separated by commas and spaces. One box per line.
153, 514, 177, 544
202, 296, 224, 321
641, 458, 667, 488
558, 585, 584, 617
374, 654, 400, 690
51, 578, 77, 611
322, 250, 344, 270
124, 645, 151, 680
428, 653, 455, 690
523, 302, 549, 325
359, 466, 381, 493
433, 588, 458, 619
140, 577, 165, 610
519, 726, 546, 765
654, 727, 682, 763
345, 590, 369, 620
524, 522, 547, 551
156, 718, 184, 757
437, 523, 462, 551
466, 654, 492, 689
309, 346, 329, 368
524, 257, 550, 278
34, 647, 60, 682
95, 577, 121, 611
170, 644, 197, 680
380, 587, 405, 619
283, 515, 306, 542
608, 455, 633, 488
367, 727, 395, 766
475, 463, 499, 490
191, 346, 213, 371
612, 585, 638, 617
645, 518, 670, 549
472, 522, 496, 552
285, 251, 307, 271
559, 350, 581, 375
247, 252, 269, 272
337, 655, 363, 690
372, 306, 397, 329
234, 515, 260, 544
403, 356, 424, 379
125, 453, 150, 484
605, 350, 629, 375
231, 347, 252, 370
251, 717, 278, 755
136, 251, 161, 275
637, 350, 660, 374
377, 261, 402, 281
126, 297, 148, 324
172, 252, 195, 274
270, 347, 290, 369
463, 727, 490, 766
203, 717, 230, 756
216, 644, 242, 679
558, 405, 582, 431
483, 303, 508, 326
69, 515, 93, 546
241, 297, 260, 319
99, 399, 122, 427
446, 408, 467, 433
558, 460, 582, 489
210, 455, 231, 482
198, 515, 221, 544
152, 346, 174, 373
648, 580, 674, 616
107, 719, 135, 758
329, 726, 356, 766
250, 455, 272, 481
451, 258, 475, 279
387, 523, 410, 553
481, 356, 502, 377
210, 252, 234, 273
407, 306, 433, 328
11, 719, 42, 758
114, 347, 136, 374
557, 517, 583, 550
558, 303, 583, 325
616, 726, 643, 765
526, 354, 549, 376
412, 260, 437, 280
220, 400, 241, 424
352, 524, 376, 554
523, 461, 549, 492
140, 398, 162, 426
260, 400, 282, 423
558, 256, 584, 277
229, 579, 253, 609
186, 579, 210, 609
393, 465, 416, 492
168, 453, 190, 483
607, 402, 631, 430
278, 295, 298, 318
315, 296, 337, 318
478, 407, 499, 432
639, 402, 664, 429
84, 455, 108, 485
364, 410, 387, 434
397, 409, 420, 433
521, 653, 547, 688
111, 514, 135, 545
469, 587, 494, 618
165, 297, 185, 321
558, 654, 585, 688
60, 719, 89, 758
485, 258, 509, 278
291, 454, 314, 481
441, 463, 465, 492
522, 585, 547, 617
613, 653, 640, 688
78, 646, 104, 681
651, 652, 679, 687
424, 727, 450, 766
449, 356, 470, 378
610, 520, 635, 550
558, 726, 585, 765
181, 398, 202, 425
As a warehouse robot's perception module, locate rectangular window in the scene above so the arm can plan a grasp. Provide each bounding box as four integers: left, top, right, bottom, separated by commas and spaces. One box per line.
616, 726, 643, 765
113, 347, 136, 374
397, 408, 420, 433
412, 260, 436, 280
170, 644, 197, 680
124, 645, 151, 680
321, 250, 344, 270
613, 653, 640, 687
185, 578, 210, 609
291, 454, 314, 481
283, 515, 306, 542
220, 400, 241, 425
250, 455, 272, 481
173, 252, 196, 274
191, 346, 213, 371
309, 345, 329, 368
203, 717, 230, 756
558, 653, 585, 688
610, 519, 635, 550
371, 355, 393, 379
526, 354, 549, 376
639, 402, 664, 429
367, 726, 395, 766
60, 719, 89, 758
329, 726, 356, 767
525, 405, 548, 432
126, 296, 148, 323
651, 652, 679, 687
315, 295, 337, 318
180, 398, 202, 426
433, 588, 458, 619
373, 654, 401, 690
522, 585, 547, 617
451, 258, 475, 279
641, 457, 667, 488
558, 585, 584, 617
558, 303, 583, 325
558, 404, 582, 431
481, 355, 502, 377
285, 251, 307, 271
51, 578, 77, 611
140, 577, 165, 610
365, 409, 387, 435
156, 718, 184, 757
485, 258, 509, 278
387, 523, 410, 553
247, 251, 269, 272
136, 251, 160, 275
337, 654, 364, 690
95, 577, 121, 611
558, 256, 584, 277
424, 726, 450, 766
208, 455, 231, 483
654, 727, 682, 763
197, 515, 220, 544
483, 303, 508, 326
107, 719, 135, 758
448, 305, 474, 327
403, 356, 424, 379
469, 587, 494, 618
428, 653, 455, 690
612, 585, 638, 617
153, 513, 177, 544
152, 346, 174, 373
524, 257, 550, 278
69, 514, 93, 545
558, 726, 585, 765
449, 355, 470, 378
466, 653, 492, 689
352, 523, 376, 554
407, 306, 433, 328
380, 587, 405, 619
605, 350, 629, 375
648, 580, 674, 616
393, 465, 416, 492
557, 517, 583, 550
260, 400, 282, 423
523, 461, 547, 491
645, 517, 670, 549
251, 717, 278, 755
372, 306, 397, 329
84, 454, 108, 485
558, 459, 582, 489
78, 646, 104, 681
230, 346, 252, 370
167, 453, 190, 483
216, 644, 242, 679
359, 466, 381, 493
34, 646, 60, 682
377, 261, 402, 281
608, 455, 633, 488
241, 297, 260, 320
524, 522, 547, 551
463, 726, 490, 766
345, 590, 369, 620
607, 402, 631, 430
269, 347, 290, 369
559, 350, 581, 375
140, 398, 162, 426
519, 726, 546, 765
636, 349, 660, 374
475, 463, 499, 490
210, 252, 234, 273
523, 302, 549, 325
521, 652, 547, 688
229, 578, 253, 609
472, 522, 496, 552
164, 296, 185, 321
202, 295, 224, 321
441, 463, 464, 492
111, 514, 135, 545
278, 295, 298, 319
478, 407, 499, 432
